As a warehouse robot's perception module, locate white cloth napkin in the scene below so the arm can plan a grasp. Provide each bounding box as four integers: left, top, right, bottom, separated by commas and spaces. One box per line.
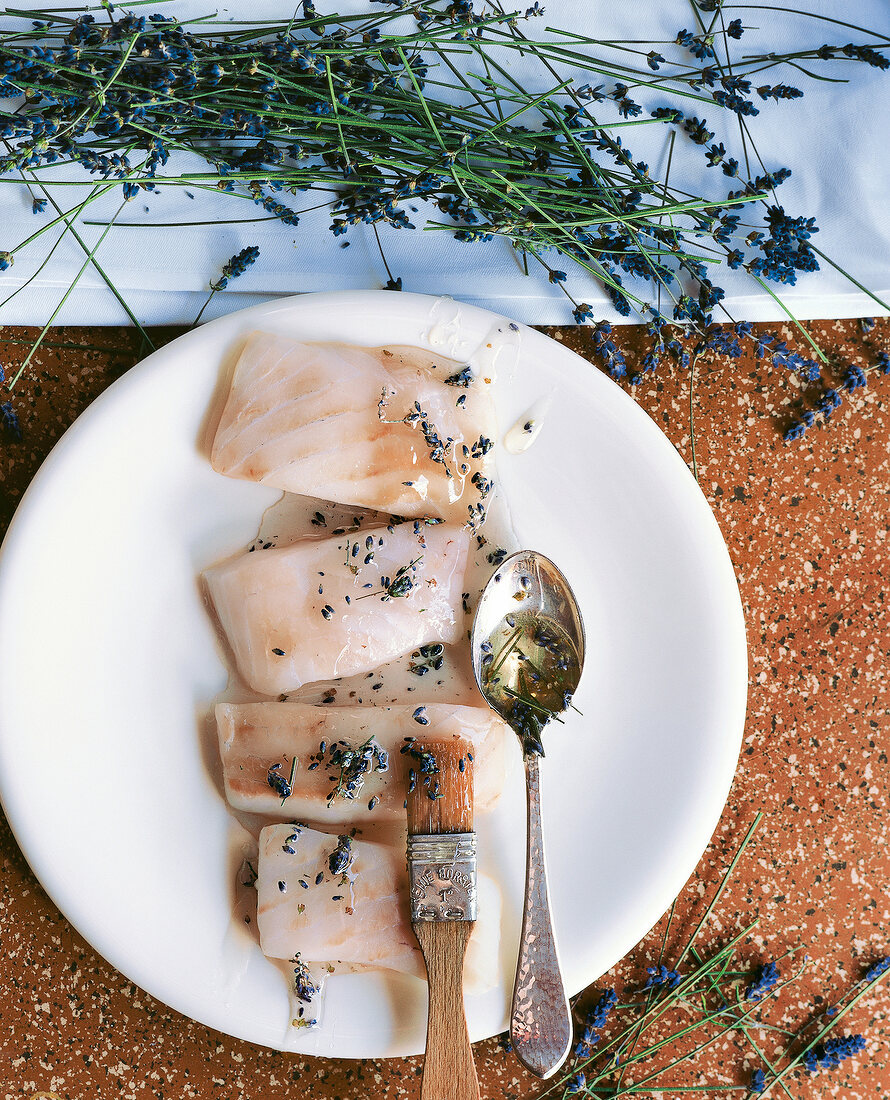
0, 0, 888, 326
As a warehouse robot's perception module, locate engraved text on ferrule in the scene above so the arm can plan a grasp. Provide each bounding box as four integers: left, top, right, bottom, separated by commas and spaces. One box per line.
407, 832, 477, 922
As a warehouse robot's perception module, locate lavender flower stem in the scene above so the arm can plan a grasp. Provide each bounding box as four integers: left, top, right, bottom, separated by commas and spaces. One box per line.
7, 199, 127, 389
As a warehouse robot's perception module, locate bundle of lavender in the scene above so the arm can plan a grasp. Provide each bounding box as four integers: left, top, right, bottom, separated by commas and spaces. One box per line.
540, 817, 888, 1098
0, 0, 888, 440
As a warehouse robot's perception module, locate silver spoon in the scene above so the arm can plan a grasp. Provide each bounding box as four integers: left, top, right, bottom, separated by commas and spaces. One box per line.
471, 550, 585, 1079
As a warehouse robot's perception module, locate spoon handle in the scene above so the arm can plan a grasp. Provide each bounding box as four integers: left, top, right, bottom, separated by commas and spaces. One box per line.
510, 752, 573, 1079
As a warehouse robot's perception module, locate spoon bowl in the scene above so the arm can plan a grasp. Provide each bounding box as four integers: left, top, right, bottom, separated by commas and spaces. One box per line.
471, 551, 585, 752
471, 550, 585, 1079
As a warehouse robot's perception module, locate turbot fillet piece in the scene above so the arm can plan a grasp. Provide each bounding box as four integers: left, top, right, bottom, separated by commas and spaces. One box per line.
256, 823, 501, 994
216, 701, 508, 822
203, 521, 469, 694
211, 334, 496, 524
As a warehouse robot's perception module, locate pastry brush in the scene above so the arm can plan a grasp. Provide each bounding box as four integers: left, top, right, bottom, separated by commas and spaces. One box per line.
407, 737, 481, 1100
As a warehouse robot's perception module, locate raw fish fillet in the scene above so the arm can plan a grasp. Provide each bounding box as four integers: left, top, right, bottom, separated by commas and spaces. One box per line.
204, 521, 469, 695
217, 702, 509, 823
210, 334, 496, 524
256, 824, 501, 994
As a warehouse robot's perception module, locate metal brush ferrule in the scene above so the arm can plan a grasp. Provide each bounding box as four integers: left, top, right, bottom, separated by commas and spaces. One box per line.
407, 832, 477, 922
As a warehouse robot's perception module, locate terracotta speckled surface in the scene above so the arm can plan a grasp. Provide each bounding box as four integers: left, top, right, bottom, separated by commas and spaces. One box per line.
0, 318, 887, 1099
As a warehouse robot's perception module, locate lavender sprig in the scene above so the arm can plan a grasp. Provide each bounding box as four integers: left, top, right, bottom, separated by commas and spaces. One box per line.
0, 1, 887, 449
0, 1, 887, 391
527, 814, 889, 1099
194, 244, 260, 324
0, 397, 21, 441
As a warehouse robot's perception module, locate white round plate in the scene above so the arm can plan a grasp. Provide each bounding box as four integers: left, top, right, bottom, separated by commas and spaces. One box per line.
0, 291, 746, 1057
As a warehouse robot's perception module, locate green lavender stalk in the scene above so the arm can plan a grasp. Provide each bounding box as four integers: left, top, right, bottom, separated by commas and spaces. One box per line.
0, 0, 887, 444
531, 814, 888, 1099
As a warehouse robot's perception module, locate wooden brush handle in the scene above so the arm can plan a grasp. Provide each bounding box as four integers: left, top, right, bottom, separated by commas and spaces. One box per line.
413, 921, 481, 1100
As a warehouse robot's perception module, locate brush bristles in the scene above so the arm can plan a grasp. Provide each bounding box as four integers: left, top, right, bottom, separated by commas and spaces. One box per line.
406, 737, 474, 836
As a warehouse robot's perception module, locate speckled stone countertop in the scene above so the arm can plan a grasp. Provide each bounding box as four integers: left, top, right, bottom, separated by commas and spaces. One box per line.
0, 318, 887, 1100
